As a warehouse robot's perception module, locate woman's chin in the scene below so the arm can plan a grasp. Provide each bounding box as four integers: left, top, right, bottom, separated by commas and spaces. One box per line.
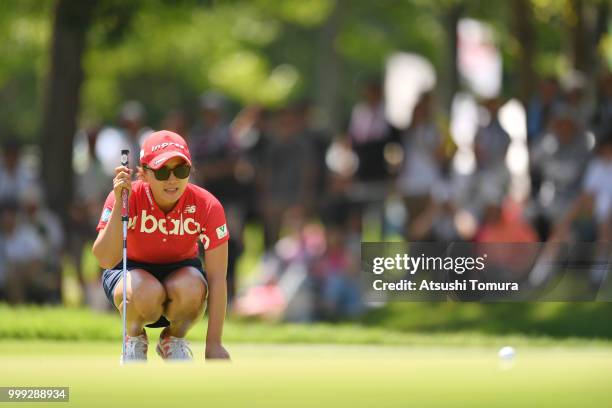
158, 187, 184, 205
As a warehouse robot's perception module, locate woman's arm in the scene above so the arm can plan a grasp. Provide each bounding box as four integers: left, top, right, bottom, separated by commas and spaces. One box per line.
92, 205, 124, 269
92, 166, 132, 269
204, 241, 230, 359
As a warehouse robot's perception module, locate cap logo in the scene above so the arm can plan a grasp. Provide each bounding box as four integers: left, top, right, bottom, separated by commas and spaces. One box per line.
151, 142, 185, 152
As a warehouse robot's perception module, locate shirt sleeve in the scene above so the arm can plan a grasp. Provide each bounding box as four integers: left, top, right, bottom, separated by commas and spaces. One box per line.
199, 196, 230, 251
96, 191, 116, 232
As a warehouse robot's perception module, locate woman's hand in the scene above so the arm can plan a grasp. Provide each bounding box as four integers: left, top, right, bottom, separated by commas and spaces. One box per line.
205, 342, 230, 360
113, 165, 133, 202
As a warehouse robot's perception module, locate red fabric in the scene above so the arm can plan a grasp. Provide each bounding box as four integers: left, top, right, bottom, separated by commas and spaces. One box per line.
475, 200, 538, 243
140, 130, 192, 169
96, 180, 229, 263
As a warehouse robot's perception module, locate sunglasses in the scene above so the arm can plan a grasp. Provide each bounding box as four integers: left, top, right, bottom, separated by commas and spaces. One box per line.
144, 164, 191, 181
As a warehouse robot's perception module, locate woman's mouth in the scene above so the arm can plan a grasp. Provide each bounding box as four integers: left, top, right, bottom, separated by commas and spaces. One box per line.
164, 187, 179, 195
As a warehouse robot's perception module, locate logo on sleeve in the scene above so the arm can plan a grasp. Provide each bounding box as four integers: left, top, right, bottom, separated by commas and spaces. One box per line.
216, 224, 227, 239
101, 208, 112, 223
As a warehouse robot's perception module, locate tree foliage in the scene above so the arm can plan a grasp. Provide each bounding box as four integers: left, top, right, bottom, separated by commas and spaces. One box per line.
0, 0, 610, 141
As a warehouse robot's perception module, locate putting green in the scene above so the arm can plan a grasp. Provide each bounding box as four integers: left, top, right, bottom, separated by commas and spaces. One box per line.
0, 341, 610, 407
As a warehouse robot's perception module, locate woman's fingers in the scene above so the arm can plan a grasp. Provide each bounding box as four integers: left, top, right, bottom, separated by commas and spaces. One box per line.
114, 165, 132, 175
113, 167, 132, 183
114, 173, 131, 184
114, 179, 131, 188
113, 166, 133, 199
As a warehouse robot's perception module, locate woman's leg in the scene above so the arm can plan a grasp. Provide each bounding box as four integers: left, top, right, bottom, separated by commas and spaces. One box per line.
162, 266, 207, 338
113, 269, 166, 337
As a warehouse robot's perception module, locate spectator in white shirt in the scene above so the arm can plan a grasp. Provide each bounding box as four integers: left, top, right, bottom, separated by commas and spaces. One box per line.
528, 104, 591, 240
549, 134, 612, 289
95, 101, 152, 175
0, 200, 45, 304
347, 80, 392, 182
396, 93, 448, 238
0, 139, 40, 203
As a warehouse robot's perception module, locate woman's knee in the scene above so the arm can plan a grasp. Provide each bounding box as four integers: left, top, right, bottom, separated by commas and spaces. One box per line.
114, 269, 166, 320
164, 267, 207, 315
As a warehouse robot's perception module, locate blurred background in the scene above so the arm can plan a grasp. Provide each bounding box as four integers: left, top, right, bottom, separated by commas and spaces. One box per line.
1, 0, 612, 340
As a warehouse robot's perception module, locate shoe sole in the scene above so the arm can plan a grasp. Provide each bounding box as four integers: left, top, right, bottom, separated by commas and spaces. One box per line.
120, 355, 147, 364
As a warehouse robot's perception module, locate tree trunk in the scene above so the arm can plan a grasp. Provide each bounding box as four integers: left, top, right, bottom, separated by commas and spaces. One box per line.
592, 0, 608, 76
40, 0, 97, 227
443, 3, 462, 114
512, 0, 536, 105
594, 1, 609, 49
568, 0, 588, 73
315, 0, 343, 134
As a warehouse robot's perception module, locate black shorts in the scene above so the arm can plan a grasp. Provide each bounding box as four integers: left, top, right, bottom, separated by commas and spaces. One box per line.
101, 258, 208, 328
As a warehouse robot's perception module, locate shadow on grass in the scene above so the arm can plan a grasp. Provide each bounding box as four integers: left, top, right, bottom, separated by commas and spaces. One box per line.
361, 302, 612, 339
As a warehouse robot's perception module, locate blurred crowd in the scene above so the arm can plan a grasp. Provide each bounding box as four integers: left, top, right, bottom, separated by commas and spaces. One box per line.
1, 70, 611, 320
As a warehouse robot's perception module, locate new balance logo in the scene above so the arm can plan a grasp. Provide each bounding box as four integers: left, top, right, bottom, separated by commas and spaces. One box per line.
184, 205, 196, 214
138, 209, 201, 236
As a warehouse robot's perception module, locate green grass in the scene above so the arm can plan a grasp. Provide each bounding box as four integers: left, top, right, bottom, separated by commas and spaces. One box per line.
5, 302, 612, 345
363, 302, 612, 339
235, 222, 265, 287
1, 304, 612, 350
1, 305, 611, 407
0, 341, 610, 407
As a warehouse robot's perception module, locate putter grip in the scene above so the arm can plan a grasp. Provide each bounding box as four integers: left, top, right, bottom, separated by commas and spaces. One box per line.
120, 150, 129, 220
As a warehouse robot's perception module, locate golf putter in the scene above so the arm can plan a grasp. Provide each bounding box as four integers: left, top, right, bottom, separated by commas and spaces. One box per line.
120, 150, 129, 364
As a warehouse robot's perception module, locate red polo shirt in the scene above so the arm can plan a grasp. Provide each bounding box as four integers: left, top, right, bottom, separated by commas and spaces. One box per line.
96, 181, 229, 264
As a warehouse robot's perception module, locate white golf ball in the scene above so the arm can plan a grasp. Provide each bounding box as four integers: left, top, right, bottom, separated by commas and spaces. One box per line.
498, 346, 516, 360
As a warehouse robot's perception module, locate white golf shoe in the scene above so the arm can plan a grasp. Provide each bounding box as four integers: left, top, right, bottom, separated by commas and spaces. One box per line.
121, 330, 148, 363
156, 332, 194, 361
